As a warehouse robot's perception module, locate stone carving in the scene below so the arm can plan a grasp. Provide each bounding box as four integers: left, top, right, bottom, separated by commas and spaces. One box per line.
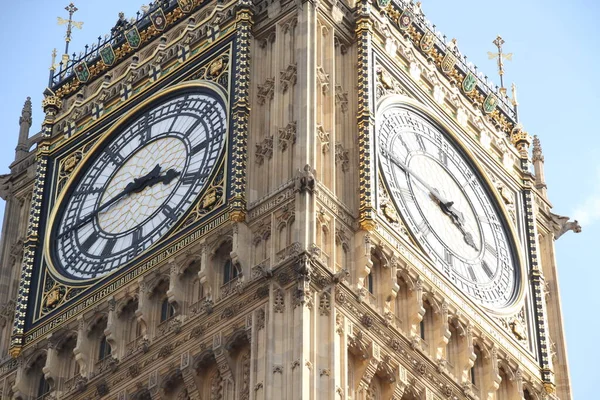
255, 135, 274, 164
550, 213, 582, 239
316, 125, 330, 153
278, 121, 297, 151
316, 66, 330, 93
319, 291, 331, 316
335, 142, 350, 172
295, 164, 315, 193
335, 84, 348, 113
257, 78, 275, 105
274, 289, 285, 313
280, 64, 297, 93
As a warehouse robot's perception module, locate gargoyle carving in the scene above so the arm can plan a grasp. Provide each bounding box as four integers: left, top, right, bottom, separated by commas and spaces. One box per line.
550, 213, 582, 239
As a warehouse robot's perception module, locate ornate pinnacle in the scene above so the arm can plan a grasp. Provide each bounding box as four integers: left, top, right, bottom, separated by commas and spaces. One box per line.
19, 97, 32, 126
532, 135, 544, 163
510, 123, 531, 158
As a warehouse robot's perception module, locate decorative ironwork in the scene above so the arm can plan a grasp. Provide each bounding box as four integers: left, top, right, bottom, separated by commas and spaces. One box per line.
49, 0, 194, 89
384, 0, 518, 126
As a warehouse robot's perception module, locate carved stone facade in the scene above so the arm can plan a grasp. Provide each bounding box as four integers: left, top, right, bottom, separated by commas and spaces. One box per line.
0, 0, 574, 400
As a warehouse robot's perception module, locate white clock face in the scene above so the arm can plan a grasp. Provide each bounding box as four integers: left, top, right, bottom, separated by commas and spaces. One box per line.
378, 106, 518, 309
52, 90, 226, 279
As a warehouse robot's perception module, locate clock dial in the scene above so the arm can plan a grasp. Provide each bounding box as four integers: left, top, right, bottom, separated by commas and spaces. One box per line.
52, 89, 226, 280
378, 106, 518, 309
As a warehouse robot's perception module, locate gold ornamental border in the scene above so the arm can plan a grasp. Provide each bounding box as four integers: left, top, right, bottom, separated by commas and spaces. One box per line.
374, 94, 527, 318
43, 80, 229, 285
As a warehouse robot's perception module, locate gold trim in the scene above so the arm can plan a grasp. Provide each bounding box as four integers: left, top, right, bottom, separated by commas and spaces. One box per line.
375, 94, 527, 317
43, 80, 230, 284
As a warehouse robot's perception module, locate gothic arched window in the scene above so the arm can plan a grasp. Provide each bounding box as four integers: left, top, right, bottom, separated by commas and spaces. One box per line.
223, 260, 238, 284
38, 374, 50, 398
160, 298, 175, 322
98, 335, 111, 361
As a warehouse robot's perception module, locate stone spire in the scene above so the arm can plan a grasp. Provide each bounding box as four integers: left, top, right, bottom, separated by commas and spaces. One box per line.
532, 135, 547, 196
15, 97, 32, 159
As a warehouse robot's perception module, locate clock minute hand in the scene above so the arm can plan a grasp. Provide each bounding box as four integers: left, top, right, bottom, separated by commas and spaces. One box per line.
387, 152, 453, 206
386, 151, 477, 246
57, 188, 130, 239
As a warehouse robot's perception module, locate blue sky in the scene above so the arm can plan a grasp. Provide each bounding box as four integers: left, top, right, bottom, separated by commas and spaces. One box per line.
0, 0, 596, 397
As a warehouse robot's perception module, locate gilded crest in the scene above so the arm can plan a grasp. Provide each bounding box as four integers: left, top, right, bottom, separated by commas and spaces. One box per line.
441, 52, 457, 74
397, 10, 413, 30
383, 203, 399, 223
420, 31, 435, 52
99, 44, 116, 66
209, 58, 224, 76
74, 62, 90, 83
483, 93, 498, 114
462, 71, 477, 94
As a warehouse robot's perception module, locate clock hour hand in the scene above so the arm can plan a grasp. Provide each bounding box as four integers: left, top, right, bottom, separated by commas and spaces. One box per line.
58, 165, 180, 239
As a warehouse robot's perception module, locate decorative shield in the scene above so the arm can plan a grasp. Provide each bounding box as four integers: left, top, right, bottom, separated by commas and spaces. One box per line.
377, 0, 391, 7
74, 62, 90, 83
177, 0, 194, 13
397, 10, 414, 30
125, 27, 142, 49
420, 31, 435, 52
462, 72, 477, 93
99, 44, 116, 66
150, 8, 167, 31
483, 93, 498, 114
441, 52, 457, 74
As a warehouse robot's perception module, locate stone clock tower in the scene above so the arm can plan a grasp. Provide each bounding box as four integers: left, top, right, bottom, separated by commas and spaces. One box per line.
0, 0, 577, 399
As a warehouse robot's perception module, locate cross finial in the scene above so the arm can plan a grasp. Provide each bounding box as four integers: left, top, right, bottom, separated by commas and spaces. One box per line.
487, 35, 513, 96
57, 3, 84, 60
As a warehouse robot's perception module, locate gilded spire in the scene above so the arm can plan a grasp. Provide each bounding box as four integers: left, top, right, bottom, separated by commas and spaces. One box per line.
57, 3, 84, 65
487, 35, 513, 96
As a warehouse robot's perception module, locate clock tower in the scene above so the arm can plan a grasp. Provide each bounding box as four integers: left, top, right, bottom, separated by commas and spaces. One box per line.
0, 0, 577, 399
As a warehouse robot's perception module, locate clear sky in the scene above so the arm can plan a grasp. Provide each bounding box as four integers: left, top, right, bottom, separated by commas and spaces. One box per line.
0, 0, 596, 397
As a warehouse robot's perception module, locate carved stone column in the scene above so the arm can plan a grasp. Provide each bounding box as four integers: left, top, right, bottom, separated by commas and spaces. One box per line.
135, 279, 151, 338
458, 323, 475, 387
197, 243, 212, 301
43, 335, 60, 390
167, 259, 184, 312
354, 232, 372, 302
434, 301, 450, 369
74, 315, 90, 377
213, 333, 234, 400
104, 297, 119, 356
408, 279, 425, 340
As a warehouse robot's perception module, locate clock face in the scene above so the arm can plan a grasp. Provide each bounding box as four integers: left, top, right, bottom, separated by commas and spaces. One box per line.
51, 89, 226, 280
378, 106, 518, 309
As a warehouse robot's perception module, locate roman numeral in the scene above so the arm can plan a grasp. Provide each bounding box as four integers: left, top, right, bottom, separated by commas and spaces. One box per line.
485, 243, 497, 258
191, 138, 210, 155
481, 261, 494, 278
400, 187, 415, 203
181, 171, 209, 186
467, 265, 477, 282
439, 149, 448, 166
105, 147, 123, 164
444, 249, 453, 266
184, 119, 202, 137
132, 227, 143, 254
101, 238, 117, 257
80, 233, 98, 252
415, 134, 426, 151
162, 205, 177, 220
